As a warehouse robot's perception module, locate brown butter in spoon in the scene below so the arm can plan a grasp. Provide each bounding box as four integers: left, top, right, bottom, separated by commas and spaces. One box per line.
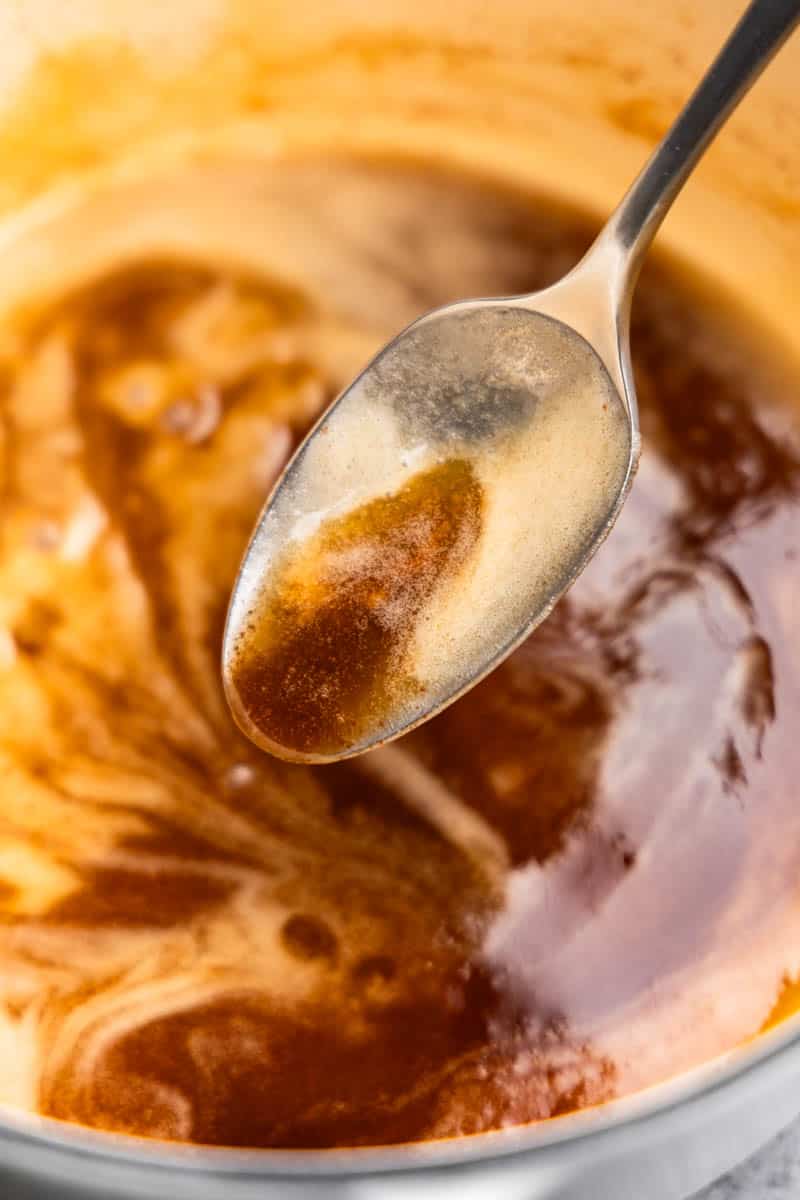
228, 458, 484, 759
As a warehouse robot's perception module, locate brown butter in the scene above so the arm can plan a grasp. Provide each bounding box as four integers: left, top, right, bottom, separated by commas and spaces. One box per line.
230, 459, 483, 756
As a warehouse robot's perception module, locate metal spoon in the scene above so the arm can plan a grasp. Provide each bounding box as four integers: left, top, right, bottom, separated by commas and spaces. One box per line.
223, 0, 800, 764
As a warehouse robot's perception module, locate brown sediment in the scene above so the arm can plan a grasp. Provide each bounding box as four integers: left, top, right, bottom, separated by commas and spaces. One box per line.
229, 458, 483, 757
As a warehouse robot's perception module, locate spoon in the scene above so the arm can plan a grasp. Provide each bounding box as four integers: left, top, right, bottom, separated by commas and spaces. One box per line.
223, 0, 800, 765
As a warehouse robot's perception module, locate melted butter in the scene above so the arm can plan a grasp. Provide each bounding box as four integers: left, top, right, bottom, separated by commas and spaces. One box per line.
762, 976, 800, 1033
230, 459, 483, 757
0, 159, 800, 1148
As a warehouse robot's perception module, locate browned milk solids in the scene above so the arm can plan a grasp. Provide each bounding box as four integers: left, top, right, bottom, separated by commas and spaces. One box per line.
230, 459, 484, 758
2, 160, 800, 1149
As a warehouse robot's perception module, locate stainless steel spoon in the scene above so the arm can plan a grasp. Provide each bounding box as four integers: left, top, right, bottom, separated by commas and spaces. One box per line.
223, 0, 800, 764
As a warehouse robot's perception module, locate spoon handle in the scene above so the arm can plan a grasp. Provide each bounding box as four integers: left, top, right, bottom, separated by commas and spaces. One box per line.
605, 0, 800, 281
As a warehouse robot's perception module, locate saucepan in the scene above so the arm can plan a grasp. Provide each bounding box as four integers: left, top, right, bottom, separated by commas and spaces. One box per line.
0, 1, 798, 1197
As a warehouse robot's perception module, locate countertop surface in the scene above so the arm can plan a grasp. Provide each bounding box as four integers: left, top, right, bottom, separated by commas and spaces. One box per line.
696, 1117, 800, 1198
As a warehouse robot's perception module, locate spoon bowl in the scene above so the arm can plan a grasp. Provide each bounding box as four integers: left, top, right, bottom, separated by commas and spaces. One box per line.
223, 276, 636, 762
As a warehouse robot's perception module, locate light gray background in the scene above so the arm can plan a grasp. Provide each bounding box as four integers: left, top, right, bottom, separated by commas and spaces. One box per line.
695, 1117, 800, 1198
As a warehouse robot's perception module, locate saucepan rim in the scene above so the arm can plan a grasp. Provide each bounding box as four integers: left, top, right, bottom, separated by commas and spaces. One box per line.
0, 1008, 798, 1177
